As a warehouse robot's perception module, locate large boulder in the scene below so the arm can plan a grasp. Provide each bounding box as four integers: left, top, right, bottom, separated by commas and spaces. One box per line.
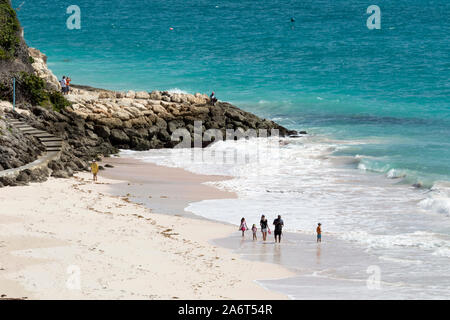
135, 91, 150, 99
110, 129, 130, 144
94, 125, 110, 138
167, 119, 186, 133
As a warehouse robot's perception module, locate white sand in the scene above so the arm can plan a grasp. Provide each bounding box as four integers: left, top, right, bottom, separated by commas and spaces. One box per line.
0, 172, 293, 300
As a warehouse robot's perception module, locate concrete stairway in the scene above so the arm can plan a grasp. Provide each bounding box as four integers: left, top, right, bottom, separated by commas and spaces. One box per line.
8, 119, 63, 152
0, 119, 63, 179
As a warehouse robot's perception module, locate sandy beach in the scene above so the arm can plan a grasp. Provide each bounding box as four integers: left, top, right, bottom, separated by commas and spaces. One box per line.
0, 160, 294, 300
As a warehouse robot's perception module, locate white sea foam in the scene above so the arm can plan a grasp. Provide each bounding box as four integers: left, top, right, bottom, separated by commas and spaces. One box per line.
418, 182, 450, 216
167, 88, 189, 94
432, 247, 450, 257
121, 135, 450, 278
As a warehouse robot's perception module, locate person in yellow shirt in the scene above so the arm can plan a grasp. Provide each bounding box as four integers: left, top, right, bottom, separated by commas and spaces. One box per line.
91, 160, 99, 182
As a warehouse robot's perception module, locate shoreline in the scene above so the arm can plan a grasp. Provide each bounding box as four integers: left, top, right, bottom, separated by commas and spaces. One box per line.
98, 156, 237, 219
109, 151, 450, 300
0, 167, 294, 300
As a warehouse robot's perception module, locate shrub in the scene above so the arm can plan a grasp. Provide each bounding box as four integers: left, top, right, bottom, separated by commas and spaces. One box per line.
15, 72, 71, 111
49, 91, 71, 112
17, 72, 47, 105
0, 81, 8, 100
0, 0, 21, 60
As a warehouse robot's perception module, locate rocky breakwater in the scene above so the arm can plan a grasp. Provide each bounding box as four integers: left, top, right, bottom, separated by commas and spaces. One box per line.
0, 85, 298, 187
67, 86, 297, 150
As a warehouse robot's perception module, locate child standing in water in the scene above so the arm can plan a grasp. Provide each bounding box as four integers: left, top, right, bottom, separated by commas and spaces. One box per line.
252, 224, 258, 240
239, 218, 248, 237
317, 223, 322, 243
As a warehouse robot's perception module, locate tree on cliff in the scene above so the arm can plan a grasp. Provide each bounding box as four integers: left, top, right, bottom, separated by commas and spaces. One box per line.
0, 0, 69, 111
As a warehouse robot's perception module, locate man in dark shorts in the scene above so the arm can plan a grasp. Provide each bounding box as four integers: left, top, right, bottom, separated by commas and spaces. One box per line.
273, 215, 284, 243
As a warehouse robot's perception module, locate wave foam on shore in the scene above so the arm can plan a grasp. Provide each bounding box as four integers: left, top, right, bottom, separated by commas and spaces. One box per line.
121, 135, 450, 298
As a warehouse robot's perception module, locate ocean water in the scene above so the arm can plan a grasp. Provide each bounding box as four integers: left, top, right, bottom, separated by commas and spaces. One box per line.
13, 0, 450, 298
14, 0, 450, 187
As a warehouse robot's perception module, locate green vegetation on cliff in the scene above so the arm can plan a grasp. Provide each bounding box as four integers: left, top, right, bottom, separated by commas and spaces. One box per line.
0, 0, 21, 60
0, 1, 70, 112
17, 72, 71, 111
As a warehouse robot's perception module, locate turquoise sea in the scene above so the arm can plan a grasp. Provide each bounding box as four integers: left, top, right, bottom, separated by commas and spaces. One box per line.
13, 0, 450, 298
14, 0, 450, 187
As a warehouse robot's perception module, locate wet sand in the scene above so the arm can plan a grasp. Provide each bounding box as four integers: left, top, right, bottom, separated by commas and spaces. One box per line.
98, 157, 448, 299
100, 157, 237, 218
0, 163, 293, 299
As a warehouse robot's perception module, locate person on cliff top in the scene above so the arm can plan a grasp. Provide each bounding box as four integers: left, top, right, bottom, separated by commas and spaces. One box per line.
66, 76, 72, 94
210, 91, 217, 106
60, 76, 67, 94
91, 160, 99, 182
317, 223, 322, 243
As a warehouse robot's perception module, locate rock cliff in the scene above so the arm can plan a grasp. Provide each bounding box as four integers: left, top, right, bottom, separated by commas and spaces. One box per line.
0, 0, 300, 187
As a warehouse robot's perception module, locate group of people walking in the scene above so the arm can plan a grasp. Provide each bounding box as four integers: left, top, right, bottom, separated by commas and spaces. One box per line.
239, 215, 285, 243
60, 76, 72, 95
239, 216, 323, 243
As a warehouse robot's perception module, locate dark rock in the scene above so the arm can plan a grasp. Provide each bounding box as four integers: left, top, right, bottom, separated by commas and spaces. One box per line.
157, 129, 171, 142
72, 158, 88, 170
51, 170, 70, 178
155, 117, 167, 130
66, 167, 74, 177
0, 176, 18, 187
16, 171, 31, 183
48, 160, 63, 171
94, 125, 110, 138
167, 119, 186, 134
104, 164, 114, 168
110, 129, 130, 144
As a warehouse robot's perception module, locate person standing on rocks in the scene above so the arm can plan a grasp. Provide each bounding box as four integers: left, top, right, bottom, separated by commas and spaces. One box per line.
60, 76, 67, 95
66, 76, 72, 94
90, 160, 99, 182
210, 91, 217, 106
273, 215, 284, 243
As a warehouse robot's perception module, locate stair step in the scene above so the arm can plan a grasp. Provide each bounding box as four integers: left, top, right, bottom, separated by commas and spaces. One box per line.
20, 128, 44, 133
39, 137, 63, 142
30, 132, 54, 137
42, 141, 62, 147
5, 119, 64, 156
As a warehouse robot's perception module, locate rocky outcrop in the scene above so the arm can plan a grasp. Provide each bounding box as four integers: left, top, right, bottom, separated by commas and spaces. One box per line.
0, 32, 300, 187
0, 0, 35, 102
0, 112, 46, 186
64, 85, 297, 150
28, 47, 61, 91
